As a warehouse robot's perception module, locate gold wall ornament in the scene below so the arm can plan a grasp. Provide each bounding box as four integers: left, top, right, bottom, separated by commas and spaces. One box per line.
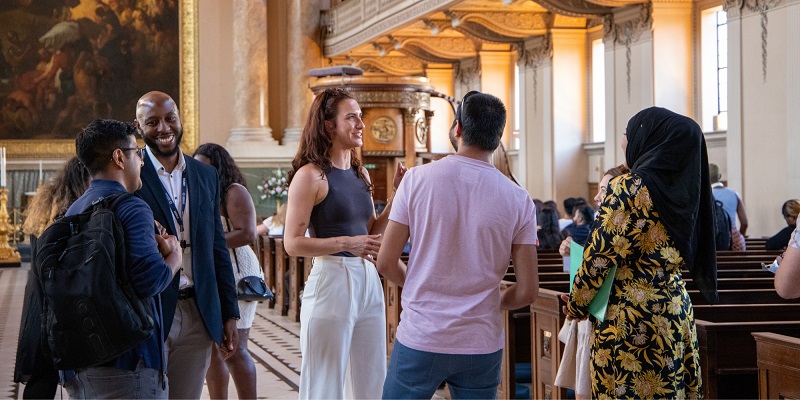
0, 188, 21, 265
0, 0, 198, 159
371, 116, 398, 143
415, 118, 428, 145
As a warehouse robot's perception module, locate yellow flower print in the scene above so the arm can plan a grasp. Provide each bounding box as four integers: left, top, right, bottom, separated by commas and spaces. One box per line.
598, 370, 617, 393
606, 304, 620, 321
601, 207, 630, 235
638, 222, 669, 254
660, 247, 684, 265
595, 348, 612, 367
611, 235, 633, 258
667, 296, 683, 315
593, 257, 610, 270
618, 351, 642, 372
623, 279, 658, 307
573, 286, 595, 307
615, 264, 634, 281
610, 176, 627, 196
631, 370, 668, 398
634, 186, 653, 212
651, 315, 674, 338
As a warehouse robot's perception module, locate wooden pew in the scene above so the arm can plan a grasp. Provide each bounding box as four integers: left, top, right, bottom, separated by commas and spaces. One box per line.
273, 238, 288, 316
259, 235, 277, 308
529, 288, 800, 399
287, 256, 311, 322
753, 332, 800, 399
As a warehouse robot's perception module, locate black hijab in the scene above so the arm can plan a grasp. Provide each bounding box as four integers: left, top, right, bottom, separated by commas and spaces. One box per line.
625, 107, 718, 304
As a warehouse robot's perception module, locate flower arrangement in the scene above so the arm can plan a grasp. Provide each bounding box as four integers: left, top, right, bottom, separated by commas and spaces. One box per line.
258, 169, 289, 201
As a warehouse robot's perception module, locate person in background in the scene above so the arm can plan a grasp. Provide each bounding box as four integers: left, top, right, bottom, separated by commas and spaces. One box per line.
538, 207, 565, 251
559, 197, 577, 230
258, 203, 286, 237
766, 199, 800, 250
564, 107, 717, 399
710, 162, 748, 250
283, 87, 405, 399
193, 143, 262, 400
776, 225, 800, 298
15, 156, 90, 399
564, 204, 594, 246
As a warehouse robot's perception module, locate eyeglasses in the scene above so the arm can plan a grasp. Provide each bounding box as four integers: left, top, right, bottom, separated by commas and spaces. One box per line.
119, 146, 146, 159
455, 90, 481, 125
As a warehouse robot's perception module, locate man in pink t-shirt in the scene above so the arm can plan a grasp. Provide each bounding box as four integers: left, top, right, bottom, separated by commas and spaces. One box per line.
376, 91, 539, 399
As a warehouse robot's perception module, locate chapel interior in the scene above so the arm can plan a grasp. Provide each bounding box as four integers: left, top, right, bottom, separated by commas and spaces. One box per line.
0, 0, 799, 399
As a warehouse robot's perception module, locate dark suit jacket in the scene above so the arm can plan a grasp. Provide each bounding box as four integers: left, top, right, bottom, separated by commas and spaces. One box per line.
136, 153, 240, 344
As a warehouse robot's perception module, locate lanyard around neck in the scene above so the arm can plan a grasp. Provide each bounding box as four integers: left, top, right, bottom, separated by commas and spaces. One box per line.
164, 176, 187, 233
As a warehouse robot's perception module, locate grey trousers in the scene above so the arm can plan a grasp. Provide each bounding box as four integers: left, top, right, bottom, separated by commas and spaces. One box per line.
65, 361, 167, 399
165, 298, 213, 399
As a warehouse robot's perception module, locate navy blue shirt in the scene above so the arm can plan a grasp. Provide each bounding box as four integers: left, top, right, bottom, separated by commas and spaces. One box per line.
64, 180, 173, 373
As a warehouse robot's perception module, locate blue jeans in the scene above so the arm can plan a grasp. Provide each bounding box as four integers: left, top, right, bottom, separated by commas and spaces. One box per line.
382, 340, 503, 399
64, 362, 167, 399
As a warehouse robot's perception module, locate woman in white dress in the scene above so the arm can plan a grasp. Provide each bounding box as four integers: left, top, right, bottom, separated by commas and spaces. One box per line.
194, 143, 263, 399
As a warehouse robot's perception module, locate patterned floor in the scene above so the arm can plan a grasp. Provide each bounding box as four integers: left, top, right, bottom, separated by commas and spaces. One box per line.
0, 266, 301, 399
0, 266, 449, 399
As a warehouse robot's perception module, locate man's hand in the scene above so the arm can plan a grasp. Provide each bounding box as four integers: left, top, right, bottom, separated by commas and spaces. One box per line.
218, 318, 239, 360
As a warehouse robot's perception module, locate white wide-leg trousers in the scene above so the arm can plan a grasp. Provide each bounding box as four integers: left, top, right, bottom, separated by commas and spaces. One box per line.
299, 255, 387, 399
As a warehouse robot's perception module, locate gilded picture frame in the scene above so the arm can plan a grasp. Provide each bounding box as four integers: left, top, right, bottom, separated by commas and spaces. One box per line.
0, 0, 198, 159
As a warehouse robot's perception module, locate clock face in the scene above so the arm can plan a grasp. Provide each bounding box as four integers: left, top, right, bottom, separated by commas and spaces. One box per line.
370, 116, 397, 143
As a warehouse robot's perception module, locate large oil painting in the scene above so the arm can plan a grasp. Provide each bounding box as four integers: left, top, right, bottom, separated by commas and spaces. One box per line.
0, 0, 197, 158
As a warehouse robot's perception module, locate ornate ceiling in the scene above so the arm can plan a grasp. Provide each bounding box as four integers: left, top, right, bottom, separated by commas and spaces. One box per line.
323, 0, 646, 76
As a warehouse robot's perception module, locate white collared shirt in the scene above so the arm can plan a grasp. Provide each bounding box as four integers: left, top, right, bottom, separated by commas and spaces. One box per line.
146, 146, 193, 288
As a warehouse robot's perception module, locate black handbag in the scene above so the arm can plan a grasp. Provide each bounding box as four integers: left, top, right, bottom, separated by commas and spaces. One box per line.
227, 219, 273, 302
237, 274, 273, 302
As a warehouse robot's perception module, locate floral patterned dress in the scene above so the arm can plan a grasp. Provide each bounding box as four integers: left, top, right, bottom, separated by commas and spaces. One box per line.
565, 174, 702, 399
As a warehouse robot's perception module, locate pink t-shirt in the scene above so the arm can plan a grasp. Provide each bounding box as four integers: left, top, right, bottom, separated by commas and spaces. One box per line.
390, 155, 538, 354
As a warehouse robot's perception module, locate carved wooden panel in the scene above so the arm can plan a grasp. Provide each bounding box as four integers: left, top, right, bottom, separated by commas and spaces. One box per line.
362, 108, 404, 152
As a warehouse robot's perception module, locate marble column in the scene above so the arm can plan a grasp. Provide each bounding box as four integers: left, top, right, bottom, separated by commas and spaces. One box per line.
226, 0, 278, 158
284, 0, 322, 145
402, 108, 419, 168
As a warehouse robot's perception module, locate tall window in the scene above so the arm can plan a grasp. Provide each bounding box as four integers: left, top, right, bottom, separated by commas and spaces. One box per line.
591, 39, 606, 142
701, 6, 728, 131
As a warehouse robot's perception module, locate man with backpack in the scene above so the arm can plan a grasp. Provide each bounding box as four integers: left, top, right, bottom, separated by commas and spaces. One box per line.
710, 163, 749, 250
59, 119, 183, 398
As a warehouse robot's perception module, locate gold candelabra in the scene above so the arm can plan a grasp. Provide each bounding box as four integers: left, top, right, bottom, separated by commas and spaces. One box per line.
0, 188, 21, 266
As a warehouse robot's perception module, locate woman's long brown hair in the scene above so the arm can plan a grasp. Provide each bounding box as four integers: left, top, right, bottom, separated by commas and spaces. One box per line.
287, 87, 371, 191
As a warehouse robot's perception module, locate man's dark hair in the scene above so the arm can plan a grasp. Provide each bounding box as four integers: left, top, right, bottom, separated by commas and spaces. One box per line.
563, 197, 577, 216
459, 92, 506, 151
76, 119, 136, 175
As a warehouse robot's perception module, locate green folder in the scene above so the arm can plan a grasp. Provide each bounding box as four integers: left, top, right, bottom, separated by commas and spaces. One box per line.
568, 241, 616, 322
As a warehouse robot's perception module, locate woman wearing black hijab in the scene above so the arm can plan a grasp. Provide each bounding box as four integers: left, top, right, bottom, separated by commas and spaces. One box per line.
564, 107, 718, 399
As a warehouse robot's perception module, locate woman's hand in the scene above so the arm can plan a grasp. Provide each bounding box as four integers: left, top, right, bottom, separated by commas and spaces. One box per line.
347, 234, 383, 263
560, 293, 588, 321
392, 162, 408, 191
559, 236, 573, 257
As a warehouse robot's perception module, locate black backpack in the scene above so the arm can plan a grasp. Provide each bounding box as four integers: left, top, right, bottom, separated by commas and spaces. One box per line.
35, 193, 155, 370
713, 200, 732, 251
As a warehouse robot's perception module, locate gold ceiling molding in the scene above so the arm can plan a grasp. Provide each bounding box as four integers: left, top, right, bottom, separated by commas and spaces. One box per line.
584, 0, 648, 7
322, 0, 456, 57
454, 11, 552, 37
356, 57, 426, 76
400, 37, 478, 58
535, 0, 613, 17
